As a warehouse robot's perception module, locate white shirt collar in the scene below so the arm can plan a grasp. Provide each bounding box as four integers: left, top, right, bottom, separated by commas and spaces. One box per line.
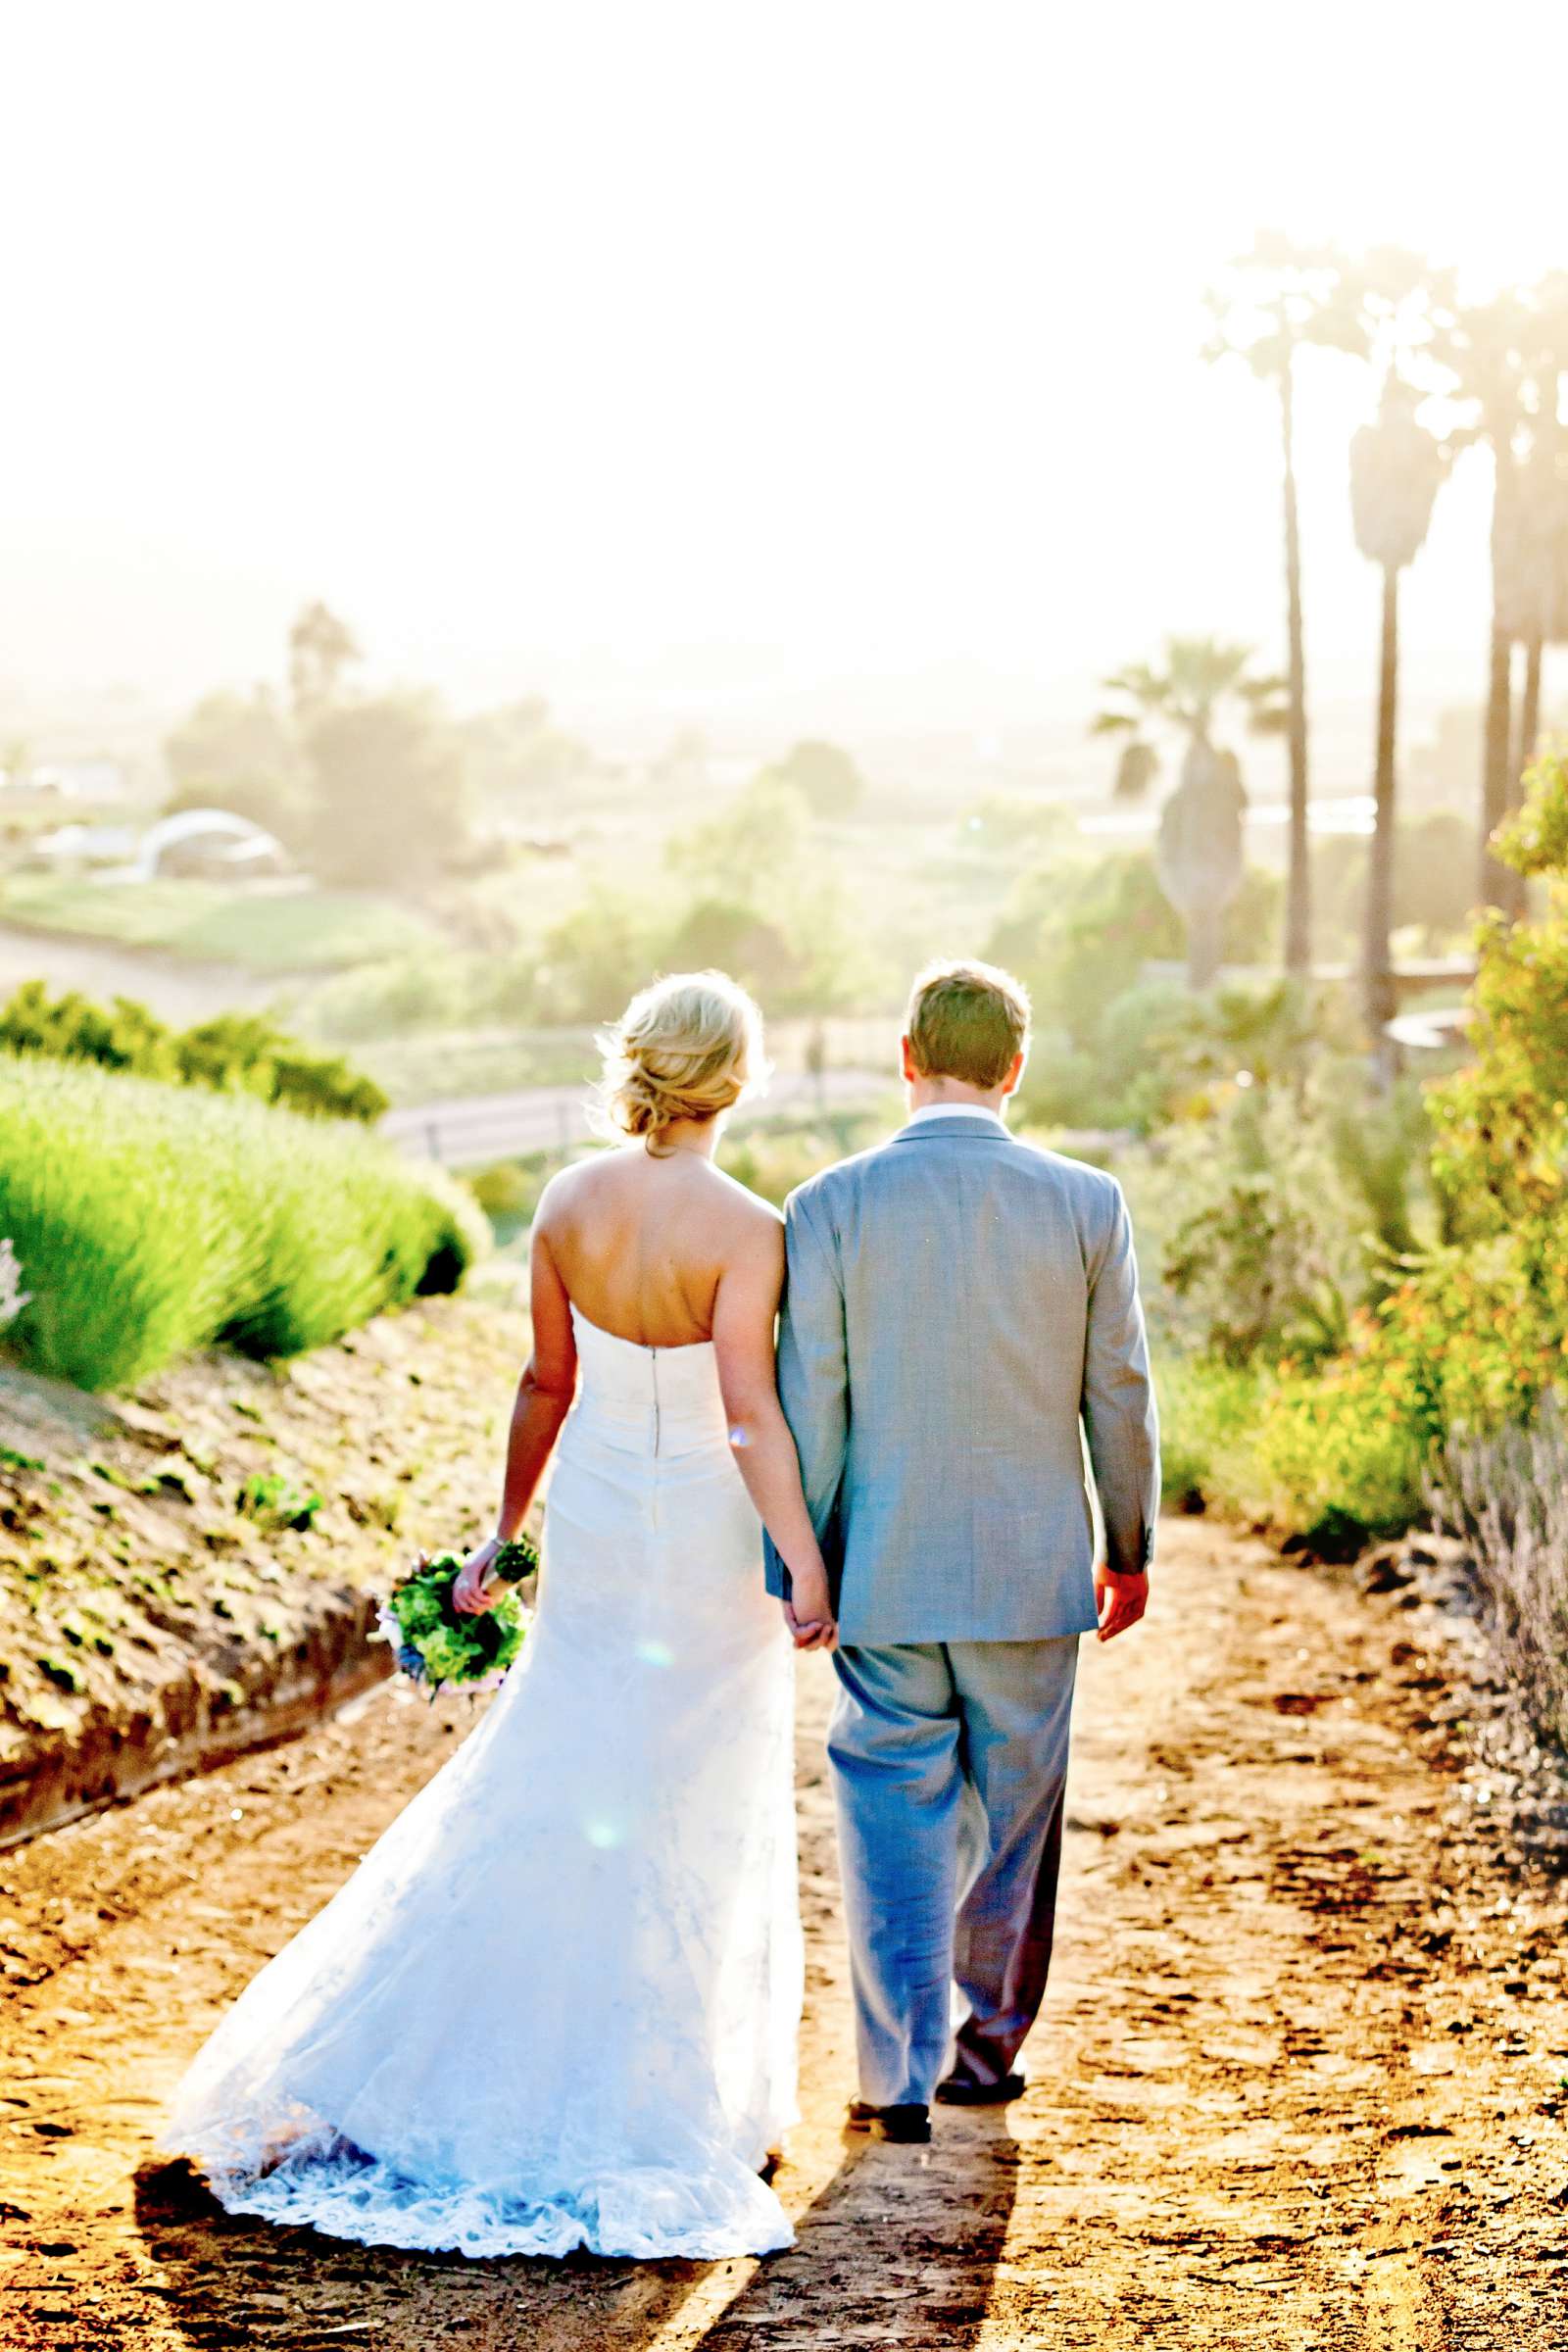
905, 1102, 1008, 1130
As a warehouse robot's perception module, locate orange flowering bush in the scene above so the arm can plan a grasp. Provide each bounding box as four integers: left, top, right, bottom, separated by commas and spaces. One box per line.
1228, 746, 1568, 1545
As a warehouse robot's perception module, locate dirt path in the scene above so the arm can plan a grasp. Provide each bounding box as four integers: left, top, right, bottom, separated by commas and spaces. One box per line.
3, 1520, 1567, 2348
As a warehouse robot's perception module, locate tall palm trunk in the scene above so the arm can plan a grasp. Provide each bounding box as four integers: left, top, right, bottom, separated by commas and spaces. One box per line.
1502, 633, 1545, 921
1280, 357, 1311, 973
1479, 619, 1516, 910
1362, 564, 1399, 1075
1516, 632, 1544, 787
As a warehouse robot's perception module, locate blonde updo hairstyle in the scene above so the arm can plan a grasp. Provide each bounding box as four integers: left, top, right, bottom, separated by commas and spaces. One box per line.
595, 970, 766, 1149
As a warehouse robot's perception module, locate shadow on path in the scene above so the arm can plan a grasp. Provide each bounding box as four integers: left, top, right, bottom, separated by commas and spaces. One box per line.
131, 2114, 1020, 2351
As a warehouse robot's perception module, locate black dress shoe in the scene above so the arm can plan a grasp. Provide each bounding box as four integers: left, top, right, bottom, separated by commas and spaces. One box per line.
847, 2100, 931, 2143
934, 2071, 1026, 2107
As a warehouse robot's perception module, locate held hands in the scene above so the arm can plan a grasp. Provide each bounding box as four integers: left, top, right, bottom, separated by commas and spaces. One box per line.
782, 1562, 838, 1653
451, 1537, 505, 1616
1094, 1561, 1149, 1642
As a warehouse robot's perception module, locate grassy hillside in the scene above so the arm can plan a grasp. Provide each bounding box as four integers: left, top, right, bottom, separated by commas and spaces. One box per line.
0, 1056, 486, 1390
0, 874, 441, 973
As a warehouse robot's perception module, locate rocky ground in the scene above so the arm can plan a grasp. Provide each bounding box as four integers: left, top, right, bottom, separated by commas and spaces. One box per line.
2, 1516, 1566, 2347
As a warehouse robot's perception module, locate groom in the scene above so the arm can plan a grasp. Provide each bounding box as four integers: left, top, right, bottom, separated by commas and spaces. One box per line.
766, 958, 1159, 2143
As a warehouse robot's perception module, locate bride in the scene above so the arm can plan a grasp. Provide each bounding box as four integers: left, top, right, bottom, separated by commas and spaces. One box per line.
158, 971, 838, 2261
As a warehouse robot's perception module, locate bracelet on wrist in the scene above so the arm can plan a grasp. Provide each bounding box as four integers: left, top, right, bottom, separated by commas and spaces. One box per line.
490, 1536, 540, 1584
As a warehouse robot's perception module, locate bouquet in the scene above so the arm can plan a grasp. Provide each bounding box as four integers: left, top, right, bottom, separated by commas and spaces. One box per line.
375, 1537, 538, 1696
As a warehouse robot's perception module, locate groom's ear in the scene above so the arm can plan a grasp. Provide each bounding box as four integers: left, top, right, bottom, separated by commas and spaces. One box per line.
1001, 1049, 1026, 1098
900, 1034, 919, 1083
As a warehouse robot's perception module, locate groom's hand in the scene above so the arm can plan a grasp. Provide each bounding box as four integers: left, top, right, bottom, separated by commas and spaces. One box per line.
1095, 1564, 1148, 1642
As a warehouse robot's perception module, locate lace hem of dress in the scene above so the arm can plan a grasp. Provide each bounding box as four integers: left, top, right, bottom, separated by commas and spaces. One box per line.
176, 2141, 795, 2263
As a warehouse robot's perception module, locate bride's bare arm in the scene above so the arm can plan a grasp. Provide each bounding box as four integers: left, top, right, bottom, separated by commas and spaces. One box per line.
452, 1222, 578, 1613
711, 1215, 836, 1647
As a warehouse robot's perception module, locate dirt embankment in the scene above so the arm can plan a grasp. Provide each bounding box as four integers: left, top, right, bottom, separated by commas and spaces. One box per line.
0, 1295, 527, 1846
2, 1518, 1566, 2348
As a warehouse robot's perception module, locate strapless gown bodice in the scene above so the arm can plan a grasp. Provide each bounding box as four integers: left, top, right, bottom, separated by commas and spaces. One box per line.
564, 1304, 733, 1456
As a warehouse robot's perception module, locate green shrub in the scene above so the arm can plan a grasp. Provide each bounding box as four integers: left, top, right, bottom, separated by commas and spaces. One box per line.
466, 1154, 556, 1241
1154, 1355, 1262, 1514
0, 981, 388, 1122
719, 1113, 885, 1207
0, 1056, 485, 1391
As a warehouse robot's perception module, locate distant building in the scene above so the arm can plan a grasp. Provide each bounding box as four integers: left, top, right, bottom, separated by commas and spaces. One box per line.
0, 760, 129, 803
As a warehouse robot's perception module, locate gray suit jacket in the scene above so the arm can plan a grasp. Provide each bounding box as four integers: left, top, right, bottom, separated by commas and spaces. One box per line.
764, 1115, 1160, 1644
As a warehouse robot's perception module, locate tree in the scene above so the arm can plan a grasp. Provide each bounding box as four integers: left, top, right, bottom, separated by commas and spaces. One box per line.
1093, 634, 1289, 751
1092, 635, 1286, 988
1111, 740, 1158, 801
1437, 282, 1568, 913
306, 693, 469, 887
758, 738, 867, 818
1349, 374, 1446, 1047
288, 600, 362, 724
667, 776, 813, 898
1501, 384, 1568, 821
164, 686, 304, 842
1203, 234, 1365, 972
463, 698, 595, 805
1156, 747, 1249, 990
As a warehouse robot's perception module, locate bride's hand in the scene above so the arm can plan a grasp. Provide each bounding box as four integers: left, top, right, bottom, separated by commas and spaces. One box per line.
451, 1538, 504, 1615
784, 1599, 838, 1652
783, 1563, 837, 1652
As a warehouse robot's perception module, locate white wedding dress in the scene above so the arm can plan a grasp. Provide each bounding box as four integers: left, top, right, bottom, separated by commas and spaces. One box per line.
159, 1305, 803, 2260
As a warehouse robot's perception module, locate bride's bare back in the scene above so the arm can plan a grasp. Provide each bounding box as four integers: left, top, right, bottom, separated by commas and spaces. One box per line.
452, 959, 835, 1644
537, 1142, 778, 1349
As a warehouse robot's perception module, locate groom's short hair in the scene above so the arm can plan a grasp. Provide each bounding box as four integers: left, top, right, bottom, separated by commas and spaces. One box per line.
906, 958, 1031, 1088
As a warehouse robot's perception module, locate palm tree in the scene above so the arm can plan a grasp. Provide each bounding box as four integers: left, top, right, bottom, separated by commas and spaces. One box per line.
1436, 288, 1568, 913
1203, 235, 1364, 974
1349, 374, 1446, 1051
288, 601, 363, 725
1504, 425, 1568, 810
1500, 298, 1568, 839
1093, 636, 1288, 989
1092, 634, 1289, 762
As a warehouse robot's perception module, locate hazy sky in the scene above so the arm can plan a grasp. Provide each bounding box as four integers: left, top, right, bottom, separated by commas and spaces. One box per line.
5, 1, 1567, 728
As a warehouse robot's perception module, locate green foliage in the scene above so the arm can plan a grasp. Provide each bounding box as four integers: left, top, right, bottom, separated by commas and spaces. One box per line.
666, 900, 807, 998
719, 1113, 885, 1207
1155, 1356, 1262, 1514
164, 687, 305, 844
0, 1056, 485, 1392
307, 693, 470, 887
0, 980, 387, 1122
537, 887, 662, 1025
236, 1471, 323, 1533
1427, 755, 1568, 1238
1495, 738, 1568, 875
466, 1154, 555, 1241
669, 777, 813, 898
661, 781, 880, 1016
1310, 809, 1478, 955
995, 856, 1285, 1132
1184, 746, 1568, 1550
757, 739, 867, 818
